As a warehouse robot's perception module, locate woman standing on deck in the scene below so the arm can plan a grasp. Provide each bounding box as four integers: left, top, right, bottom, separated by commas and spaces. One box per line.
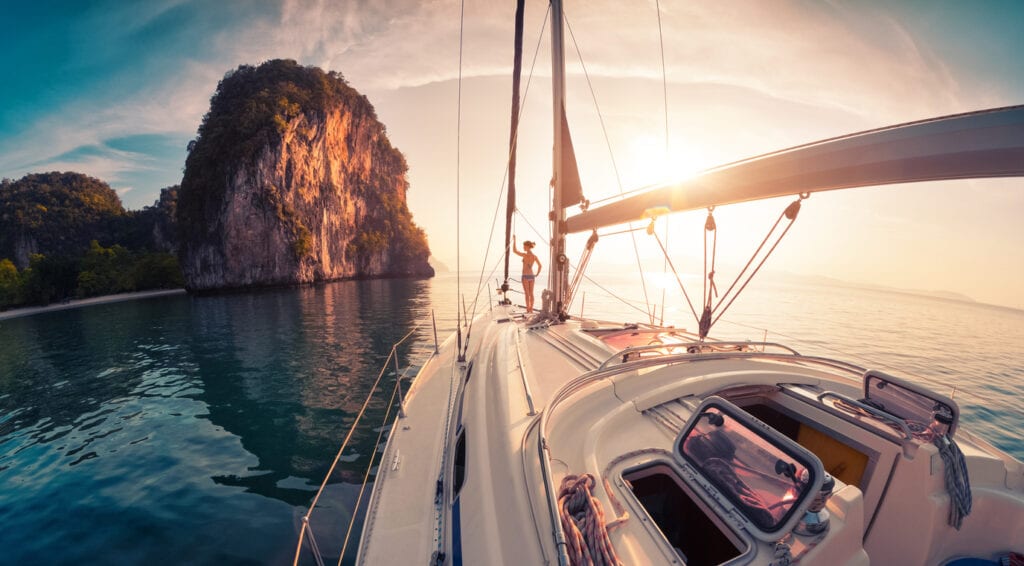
512, 236, 542, 313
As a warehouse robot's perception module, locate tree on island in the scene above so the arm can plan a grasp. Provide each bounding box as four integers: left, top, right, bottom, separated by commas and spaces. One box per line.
0, 173, 184, 310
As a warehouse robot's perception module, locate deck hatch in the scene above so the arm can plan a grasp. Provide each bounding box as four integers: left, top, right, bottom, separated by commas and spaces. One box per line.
674, 396, 825, 541
862, 370, 959, 436
625, 464, 747, 565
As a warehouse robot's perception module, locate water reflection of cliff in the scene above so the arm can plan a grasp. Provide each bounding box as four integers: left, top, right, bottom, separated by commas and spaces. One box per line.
189, 278, 433, 505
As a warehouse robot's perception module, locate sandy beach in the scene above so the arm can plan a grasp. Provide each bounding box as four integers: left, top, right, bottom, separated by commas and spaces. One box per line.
0, 289, 187, 321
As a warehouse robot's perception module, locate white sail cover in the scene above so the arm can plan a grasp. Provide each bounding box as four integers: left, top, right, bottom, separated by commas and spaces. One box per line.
566, 105, 1024, 234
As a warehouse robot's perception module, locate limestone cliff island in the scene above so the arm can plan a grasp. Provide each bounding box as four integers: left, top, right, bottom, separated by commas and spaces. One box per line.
178, 59, 433, 292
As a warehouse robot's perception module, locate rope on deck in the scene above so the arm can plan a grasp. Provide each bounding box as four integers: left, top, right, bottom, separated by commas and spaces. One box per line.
935, 433, 972, 530
557, 474, 623, 566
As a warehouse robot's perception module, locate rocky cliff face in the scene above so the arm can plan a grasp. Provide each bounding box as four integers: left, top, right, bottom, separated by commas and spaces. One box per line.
178, 60, 433, 292
148, 186, 179, 254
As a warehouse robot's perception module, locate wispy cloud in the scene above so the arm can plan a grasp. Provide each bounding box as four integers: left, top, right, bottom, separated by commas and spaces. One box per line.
1, 0, 1016, 199
556, 1, 976, 123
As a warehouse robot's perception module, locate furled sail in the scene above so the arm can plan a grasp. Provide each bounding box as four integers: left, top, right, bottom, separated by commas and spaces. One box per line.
566, 105, 1024, 234
559, 108, 585, 210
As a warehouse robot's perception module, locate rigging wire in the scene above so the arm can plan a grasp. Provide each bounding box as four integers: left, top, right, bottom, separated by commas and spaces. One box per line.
602, 196, 807, 338
655, 0, 670, 325
573, 270, 664, 321
455, 0, 465, 361
659, 220, 669, 325
465, 6, 550, 344
709, 196, 805, 331
655, 0, 669, 153
652, 230, 700, 323
584, 183, 662, 207
598, 225, 648, 238
564, 14, 655, 324
700, 208, 719, 337
517, 210, 661, 322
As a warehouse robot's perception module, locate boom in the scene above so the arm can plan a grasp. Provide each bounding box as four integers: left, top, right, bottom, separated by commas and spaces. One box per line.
566, 105, 1024, 233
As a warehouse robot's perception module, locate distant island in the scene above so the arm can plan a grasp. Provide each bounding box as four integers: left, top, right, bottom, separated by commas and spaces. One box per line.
429, 257, 451, 273
0, 172, 181, 310
178, 59, 433, 291
0, 59, 433, 311
765, 271, 978, 304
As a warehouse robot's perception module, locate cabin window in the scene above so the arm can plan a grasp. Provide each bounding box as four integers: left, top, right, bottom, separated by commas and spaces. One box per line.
453, 431, 467, 497
625, 464, 745, 565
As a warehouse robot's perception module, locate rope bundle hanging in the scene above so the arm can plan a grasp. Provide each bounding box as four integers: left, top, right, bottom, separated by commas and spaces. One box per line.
934, 433, 973, 529
558, 474, 623, 566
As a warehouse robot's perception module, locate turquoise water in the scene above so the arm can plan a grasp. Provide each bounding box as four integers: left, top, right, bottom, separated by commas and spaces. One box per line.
1, 274, 1021, 564
0, 280, 441, 565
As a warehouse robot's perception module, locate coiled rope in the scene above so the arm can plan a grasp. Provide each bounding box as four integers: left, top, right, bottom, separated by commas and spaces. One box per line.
557, 474, 623, 566
934, 433, 972, 529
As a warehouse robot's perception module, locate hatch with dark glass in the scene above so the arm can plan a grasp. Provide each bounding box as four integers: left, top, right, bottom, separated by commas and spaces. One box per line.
673, 396, 826, 541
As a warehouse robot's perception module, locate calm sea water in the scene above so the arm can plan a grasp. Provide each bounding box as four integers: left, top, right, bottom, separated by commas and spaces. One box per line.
1, 272, 1021, 565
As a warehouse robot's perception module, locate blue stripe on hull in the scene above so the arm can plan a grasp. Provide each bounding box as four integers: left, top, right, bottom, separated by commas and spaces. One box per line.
452, 498, 463, 566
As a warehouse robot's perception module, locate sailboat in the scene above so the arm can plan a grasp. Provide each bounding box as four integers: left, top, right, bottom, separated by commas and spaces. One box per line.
299, 1, 1024, 564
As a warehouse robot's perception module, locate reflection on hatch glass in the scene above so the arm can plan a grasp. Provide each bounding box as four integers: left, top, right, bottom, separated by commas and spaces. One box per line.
681, 406, 810, 531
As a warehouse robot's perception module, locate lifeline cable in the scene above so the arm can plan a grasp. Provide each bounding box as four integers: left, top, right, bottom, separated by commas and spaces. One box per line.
293, 325, 422, 566
565, 14, 654, 323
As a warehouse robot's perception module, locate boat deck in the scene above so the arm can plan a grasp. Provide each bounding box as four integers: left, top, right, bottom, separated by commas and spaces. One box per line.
357, 305, 1024, 565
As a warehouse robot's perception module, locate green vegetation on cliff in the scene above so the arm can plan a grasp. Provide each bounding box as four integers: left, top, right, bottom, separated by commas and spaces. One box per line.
0, 173, 183, 310
351, 187, 430, 269
180, 59, 385, 236
0, 243, 183, 310
178, 58, 431, 286
0, 172, 125, 262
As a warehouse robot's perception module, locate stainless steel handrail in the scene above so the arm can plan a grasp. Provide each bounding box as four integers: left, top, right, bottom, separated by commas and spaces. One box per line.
598, 341, 802, 370
294, 320, 435, 566
817, 391, 914, 442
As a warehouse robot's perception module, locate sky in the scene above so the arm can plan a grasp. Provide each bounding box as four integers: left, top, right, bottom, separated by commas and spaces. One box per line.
1, 0, 1022, 308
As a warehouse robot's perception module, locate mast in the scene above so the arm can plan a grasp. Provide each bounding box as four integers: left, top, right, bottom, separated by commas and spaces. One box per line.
503, 0, 526, 300
549, 0, 568, 316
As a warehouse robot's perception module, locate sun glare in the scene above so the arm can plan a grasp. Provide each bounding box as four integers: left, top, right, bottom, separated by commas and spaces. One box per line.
624, 134, 706, 188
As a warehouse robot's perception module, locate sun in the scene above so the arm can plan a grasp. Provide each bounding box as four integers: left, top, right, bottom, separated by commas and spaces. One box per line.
622, 134, 706, 189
